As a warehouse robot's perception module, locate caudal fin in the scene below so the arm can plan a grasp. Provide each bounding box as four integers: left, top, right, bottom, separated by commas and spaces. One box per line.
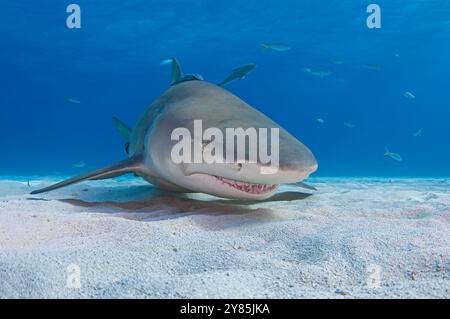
30, 157, 143, 195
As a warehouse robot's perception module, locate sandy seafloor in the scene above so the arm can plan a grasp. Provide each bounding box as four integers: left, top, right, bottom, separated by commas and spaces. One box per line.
0, 176, 449, 299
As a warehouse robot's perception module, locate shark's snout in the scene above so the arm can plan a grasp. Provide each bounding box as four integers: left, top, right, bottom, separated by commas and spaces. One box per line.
278, 146, 318, 182
254, 132, 318, 185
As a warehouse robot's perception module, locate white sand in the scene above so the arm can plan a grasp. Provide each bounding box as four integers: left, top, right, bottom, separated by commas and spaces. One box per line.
0, 177, 449, 298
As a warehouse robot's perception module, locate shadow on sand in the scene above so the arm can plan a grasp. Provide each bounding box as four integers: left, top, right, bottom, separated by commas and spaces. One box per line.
51, 185, 313, 228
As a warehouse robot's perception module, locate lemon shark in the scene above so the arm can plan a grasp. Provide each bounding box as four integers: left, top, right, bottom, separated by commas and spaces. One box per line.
31, 60, 318, 200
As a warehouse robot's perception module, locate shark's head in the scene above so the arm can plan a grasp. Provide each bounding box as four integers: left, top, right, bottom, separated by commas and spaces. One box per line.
141, 81, 318, 200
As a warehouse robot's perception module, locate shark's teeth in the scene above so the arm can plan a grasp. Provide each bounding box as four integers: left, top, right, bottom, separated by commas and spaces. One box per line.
214, 176, 277, 195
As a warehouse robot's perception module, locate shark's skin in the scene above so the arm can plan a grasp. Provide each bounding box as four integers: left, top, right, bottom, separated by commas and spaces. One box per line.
31, 80, 317, 200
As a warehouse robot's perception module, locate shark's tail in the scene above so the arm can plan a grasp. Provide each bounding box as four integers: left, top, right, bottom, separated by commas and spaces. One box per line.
30, 156, 143, 195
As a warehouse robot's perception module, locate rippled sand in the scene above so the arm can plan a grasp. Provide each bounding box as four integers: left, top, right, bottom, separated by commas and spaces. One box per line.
0, 177, 449, 298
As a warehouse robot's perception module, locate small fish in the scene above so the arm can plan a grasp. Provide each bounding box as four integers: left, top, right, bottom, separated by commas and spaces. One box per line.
413, 128, 423, 137
303, 68, 332, 78
261, 43, 291, 51
217, 64, 256, 87
316, 118, 325, 124
384, 148, 403, 162
72, 161, 87, 168
27, 181, 31, 188
412, 212, 433, 220
330, 60, 344, 65
404, 91, 416, 100
362, 64, 381, 70
160, 58, 173, 66
394, 53, 400, 58
344, 122, 356, 128
335, 289, 350, 296
65, 97, 81, 104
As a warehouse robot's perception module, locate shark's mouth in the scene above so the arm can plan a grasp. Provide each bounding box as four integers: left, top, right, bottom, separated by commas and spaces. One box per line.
214, 175, 278, 195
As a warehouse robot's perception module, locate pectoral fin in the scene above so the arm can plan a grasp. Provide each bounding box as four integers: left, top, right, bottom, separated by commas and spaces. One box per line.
290, 181, 317, 191
30, 156, 143, 195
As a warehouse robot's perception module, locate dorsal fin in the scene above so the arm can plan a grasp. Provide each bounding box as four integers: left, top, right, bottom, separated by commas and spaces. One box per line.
112, 117, 132, 141
171, 58, 183, 85
30, 156, 143, 195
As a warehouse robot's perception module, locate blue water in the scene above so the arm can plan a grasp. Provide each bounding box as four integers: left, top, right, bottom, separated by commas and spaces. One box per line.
1, 1, 450, 177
